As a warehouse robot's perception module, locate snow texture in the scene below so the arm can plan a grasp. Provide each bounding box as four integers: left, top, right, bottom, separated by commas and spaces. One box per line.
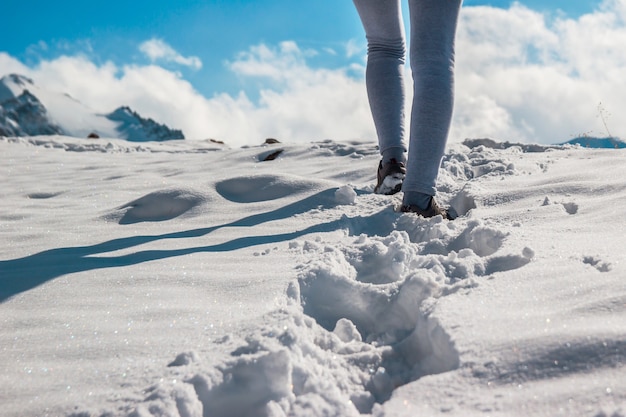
0, 135, 625, 417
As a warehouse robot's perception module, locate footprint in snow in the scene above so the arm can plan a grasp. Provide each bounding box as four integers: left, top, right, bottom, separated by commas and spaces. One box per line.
292, 214, 534, 405
142, 191, 534, 417
542, 196, 579, 215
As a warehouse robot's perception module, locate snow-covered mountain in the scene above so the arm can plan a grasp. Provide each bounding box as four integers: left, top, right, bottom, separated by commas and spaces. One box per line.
106, 106, 185, 142
0, 88, 64, 137
561, 136, 626, 149
0, 74, 184, 141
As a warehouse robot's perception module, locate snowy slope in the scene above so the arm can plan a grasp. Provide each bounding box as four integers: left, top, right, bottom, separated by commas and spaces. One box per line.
0, 135, 624, 417
0, 74, 184, 141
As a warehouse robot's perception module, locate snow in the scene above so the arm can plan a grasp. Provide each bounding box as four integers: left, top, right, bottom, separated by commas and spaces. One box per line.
0, 135, 625, 417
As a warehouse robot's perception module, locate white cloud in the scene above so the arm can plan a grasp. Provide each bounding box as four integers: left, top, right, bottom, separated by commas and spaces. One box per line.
0, 44, 372, 147
0, 53, 29, 76
228, 41, 319, 82
345, 39, 365, 59
2, 0, 626, 147
139, 39, 202, 70
452, 0, 626, 142
222, 42, 372, 144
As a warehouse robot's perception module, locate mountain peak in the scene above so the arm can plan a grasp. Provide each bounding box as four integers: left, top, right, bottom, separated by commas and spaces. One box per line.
106, 106, 185, 142
560, 136, 626, 149
0, 73, 185, 142
3, 73, 35, 87
0, 89, 63, 137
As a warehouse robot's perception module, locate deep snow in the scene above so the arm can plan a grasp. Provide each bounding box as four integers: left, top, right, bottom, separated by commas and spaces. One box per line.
0, 135, 624, 417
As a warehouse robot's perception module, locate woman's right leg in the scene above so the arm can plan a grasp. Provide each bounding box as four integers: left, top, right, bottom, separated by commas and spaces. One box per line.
353, 0, 407, 165
403, 0, 462, 201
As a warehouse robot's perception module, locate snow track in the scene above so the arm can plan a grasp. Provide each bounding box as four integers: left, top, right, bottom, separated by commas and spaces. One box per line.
128, 215, 532, 416
106, 143, 534, 417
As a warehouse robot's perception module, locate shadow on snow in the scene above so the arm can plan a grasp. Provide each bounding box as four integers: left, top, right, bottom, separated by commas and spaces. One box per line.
0, 189, 343, 302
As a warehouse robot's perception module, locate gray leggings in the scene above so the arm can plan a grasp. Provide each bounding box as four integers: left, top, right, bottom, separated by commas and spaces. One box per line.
353, 0, 462, 196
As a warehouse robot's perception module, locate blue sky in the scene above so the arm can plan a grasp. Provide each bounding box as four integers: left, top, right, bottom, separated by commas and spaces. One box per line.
4, 0, 603, 98
2, 0, 623, 145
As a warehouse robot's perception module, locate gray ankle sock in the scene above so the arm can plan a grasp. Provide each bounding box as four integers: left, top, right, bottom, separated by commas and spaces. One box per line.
403, 191, 432, 210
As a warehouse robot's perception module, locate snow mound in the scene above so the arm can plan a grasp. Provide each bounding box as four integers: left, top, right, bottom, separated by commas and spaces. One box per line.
334, 185, 357, 205
216, 174, 334, 204
105, 188, 209, 224
187, 351, 293, 417
308, 139, 380, 158
168, 351, 201, 367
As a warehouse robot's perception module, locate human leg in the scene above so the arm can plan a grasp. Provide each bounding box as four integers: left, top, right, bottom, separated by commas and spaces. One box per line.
353, 0, 407, 166
403, 0, 462, 206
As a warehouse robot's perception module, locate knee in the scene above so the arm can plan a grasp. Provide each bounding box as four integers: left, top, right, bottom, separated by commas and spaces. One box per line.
367, 36, 406, 62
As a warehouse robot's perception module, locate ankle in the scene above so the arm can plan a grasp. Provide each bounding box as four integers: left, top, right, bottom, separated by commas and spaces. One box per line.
382, 149, 406, 166
402, 191, 432, 210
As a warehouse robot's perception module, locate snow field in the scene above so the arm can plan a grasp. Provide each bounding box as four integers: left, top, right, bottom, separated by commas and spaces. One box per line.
1, 135, 625, 417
